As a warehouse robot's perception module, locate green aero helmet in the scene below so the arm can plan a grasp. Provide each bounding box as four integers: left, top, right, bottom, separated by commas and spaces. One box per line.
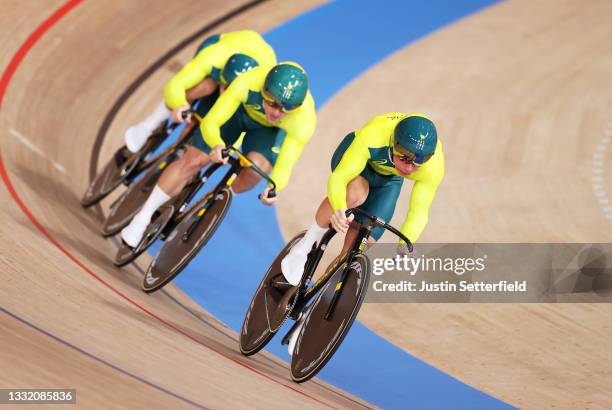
263, 62, 308, 111
393, 114, 438, 164
220, 53, 258, 85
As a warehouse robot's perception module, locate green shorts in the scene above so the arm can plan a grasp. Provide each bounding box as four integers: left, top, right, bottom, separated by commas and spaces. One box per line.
191, 103, 285, 166
331, 132, 404, 240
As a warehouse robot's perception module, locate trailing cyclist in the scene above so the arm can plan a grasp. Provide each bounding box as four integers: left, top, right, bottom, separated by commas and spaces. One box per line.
121, 62, 317, 248
121, 29, 276, 156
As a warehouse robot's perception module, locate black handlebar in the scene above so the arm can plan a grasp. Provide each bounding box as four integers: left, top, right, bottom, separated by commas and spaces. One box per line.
258, 188, 277, 200
346, 208, 413, 252
221, 146, 277, 200
180, 109, 192, 120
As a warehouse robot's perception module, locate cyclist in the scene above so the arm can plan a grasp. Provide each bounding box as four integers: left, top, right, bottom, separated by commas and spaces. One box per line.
280, 113, 444, 286
122, 30, 276, 154
121, 62, 317, 248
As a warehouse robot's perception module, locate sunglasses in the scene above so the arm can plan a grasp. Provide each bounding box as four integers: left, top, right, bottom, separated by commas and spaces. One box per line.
262, 89, 301, 112
392, 144, 432, 166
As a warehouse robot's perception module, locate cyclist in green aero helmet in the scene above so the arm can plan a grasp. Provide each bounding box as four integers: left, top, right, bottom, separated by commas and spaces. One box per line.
122, 30, 275, 154
220, 53, 259, 86
280, 113, 444, 287
122, 61, 317, 249
263, 63, 308, 111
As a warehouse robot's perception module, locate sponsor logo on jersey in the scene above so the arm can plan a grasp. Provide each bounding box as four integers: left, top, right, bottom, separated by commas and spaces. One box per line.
247, 103, 262, 112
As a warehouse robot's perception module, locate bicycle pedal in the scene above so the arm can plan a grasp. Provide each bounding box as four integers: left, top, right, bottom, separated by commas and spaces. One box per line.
281, 313, 304, 345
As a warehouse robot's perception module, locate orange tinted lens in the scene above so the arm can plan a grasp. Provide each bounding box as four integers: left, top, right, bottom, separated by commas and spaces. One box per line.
393, 146, 416, 161
262, 90, 283, 109
262, 89, 274, 102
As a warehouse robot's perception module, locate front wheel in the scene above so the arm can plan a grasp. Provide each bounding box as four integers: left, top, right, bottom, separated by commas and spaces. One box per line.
290, 253, 370, 383
141, 188, 232, 293
239, 232, 306, 356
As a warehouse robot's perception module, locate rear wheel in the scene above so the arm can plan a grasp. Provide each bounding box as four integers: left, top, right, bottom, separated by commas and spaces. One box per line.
239, 232, 306, 356
81, 123, 169, 208
290, 254, 370, 383
142, 188, 232, 293
81, 146, 139, 207
101, 160, 165, 237
113, 204, 175, 267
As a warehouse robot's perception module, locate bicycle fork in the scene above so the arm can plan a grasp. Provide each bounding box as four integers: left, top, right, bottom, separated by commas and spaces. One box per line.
180, 159, 240, 242
324, 227, 371, 321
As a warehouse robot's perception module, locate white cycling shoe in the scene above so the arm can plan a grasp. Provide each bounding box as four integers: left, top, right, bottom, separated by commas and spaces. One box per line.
124, 124, 152, 153
280, 246, 309, 287
120, 217, 149, 248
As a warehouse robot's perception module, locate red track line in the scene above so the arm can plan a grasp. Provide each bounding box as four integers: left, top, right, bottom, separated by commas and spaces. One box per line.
0, 1, 338, 408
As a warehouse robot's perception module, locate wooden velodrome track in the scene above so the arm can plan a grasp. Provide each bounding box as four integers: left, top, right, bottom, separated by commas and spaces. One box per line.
1, 1, 611, 409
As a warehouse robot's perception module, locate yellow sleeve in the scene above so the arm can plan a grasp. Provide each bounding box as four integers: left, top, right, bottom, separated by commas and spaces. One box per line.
163, 45, 221, 109
400, 140, 444, 243
199, 77, 247, 148
326, 138, 370, 211
269, 112, 316, 192
399, 182, 436, 243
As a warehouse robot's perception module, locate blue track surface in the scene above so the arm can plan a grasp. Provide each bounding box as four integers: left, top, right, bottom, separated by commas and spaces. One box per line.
151, 1, 514, 408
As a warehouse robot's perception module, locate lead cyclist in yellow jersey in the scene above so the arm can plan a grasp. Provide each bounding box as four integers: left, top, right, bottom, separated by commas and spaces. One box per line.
280, 113, 444, 285
121, 61, 317, 248
122, 30, 276, 154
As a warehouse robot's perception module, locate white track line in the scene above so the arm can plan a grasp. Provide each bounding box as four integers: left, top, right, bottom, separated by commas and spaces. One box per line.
592, 126, 611, 220
9, 128, 66, 173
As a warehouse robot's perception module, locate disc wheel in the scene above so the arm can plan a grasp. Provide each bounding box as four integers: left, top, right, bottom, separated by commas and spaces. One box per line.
239, 232, 306, 356
101, 162, 164, 236
81, 147, 139, 207
113, 204, 175, 267
290, 254, 370, 383
141, 188, 232, 293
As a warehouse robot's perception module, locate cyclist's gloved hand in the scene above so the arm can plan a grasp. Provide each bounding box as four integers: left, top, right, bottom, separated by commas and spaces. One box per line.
260, 186, 277, 206
397, 241, 411, 256
209, 144, 228, 164
330, 208, 354, 233
172, 104, 192, 123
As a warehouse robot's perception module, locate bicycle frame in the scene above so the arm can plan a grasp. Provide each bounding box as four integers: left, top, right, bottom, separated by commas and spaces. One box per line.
291, 223, 374, 321
174, 146, 276, 241
290, 208, 413, 321
134, 122, 195, 174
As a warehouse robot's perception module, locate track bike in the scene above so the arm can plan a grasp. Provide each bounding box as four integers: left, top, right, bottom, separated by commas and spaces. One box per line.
111, 143, 276, 294
100, 119, 197, 237
81, 119, 180, 208
239, 208, 412, 382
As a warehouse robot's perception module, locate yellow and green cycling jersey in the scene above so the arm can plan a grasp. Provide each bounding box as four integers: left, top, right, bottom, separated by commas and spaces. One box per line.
200, 64, 317, 191
328, 113, 445, 243
163, 30, 276, 110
